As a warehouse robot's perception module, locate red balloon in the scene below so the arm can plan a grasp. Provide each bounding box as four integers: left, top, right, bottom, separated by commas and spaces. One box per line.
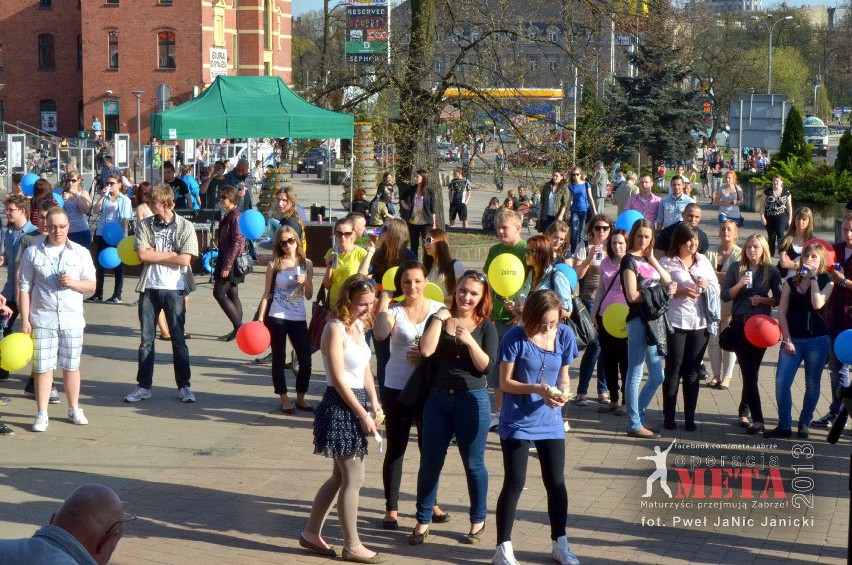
236, 321, 271, 355
804, 238, 836, 270
744, 314, 781, 348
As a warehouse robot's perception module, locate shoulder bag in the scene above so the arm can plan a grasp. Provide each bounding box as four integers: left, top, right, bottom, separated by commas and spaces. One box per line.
308, 285, 330, 352
551, 270, 596, 351
398, 314, 438, 411
234, 250, 254, 277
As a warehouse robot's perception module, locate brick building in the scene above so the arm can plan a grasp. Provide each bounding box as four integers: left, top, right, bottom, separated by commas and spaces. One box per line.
0, 0, 292, 143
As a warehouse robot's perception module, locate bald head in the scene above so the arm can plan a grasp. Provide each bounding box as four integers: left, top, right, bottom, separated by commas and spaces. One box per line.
51, 484, 126, 565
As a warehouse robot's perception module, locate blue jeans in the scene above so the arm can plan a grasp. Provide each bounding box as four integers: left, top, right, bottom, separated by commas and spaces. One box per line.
569, 210, 588, 254
416, 387, 490, 525
136, 289, 191, 390
625, 317, 665, 433
577, 299, 607, 396
775, 336, 830, 430
827, 333, 851, 416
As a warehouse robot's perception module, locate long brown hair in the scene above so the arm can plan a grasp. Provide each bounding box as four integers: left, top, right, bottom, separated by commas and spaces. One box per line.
272, 225, 306, 271
791, 243, 827, 289
372, 218, 409, 272
415, 169, 429, 195
422, 228, 457, 295
526, 235, 554, 289
522, 289, 562, 336
779, 207, 814, 252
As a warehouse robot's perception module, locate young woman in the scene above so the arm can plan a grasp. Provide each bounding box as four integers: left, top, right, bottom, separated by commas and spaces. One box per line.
760, 175, 793, 257
258, 226, 314, 413
88, 173, 132, 303
265, 187, 304, 243
422, 229, 465, 306
571, 214, 614, 406
593, 228, 630, 414
373, 261, 447, 530
705, 220, 742, 390
777, 207, 814, 279
560, 167, 597, 253
323, 217, 368, 306
351, 188, 370, 216
482, 197, 500, 232
714, 170, 744, 226
659, 223, 718, 432
301, 275, 385, 564
30, 179, 58, 226
710, 152, 725, 193
410, 271, 497, 545
493, 290, 580, 565
213, 186, 246, 341
399, 169, 435, 256
768, 244, 833, 439
621, 219, 677, 439
509, 236, 572, 321
699, 161, 711, 199
721, 234, 782, 434
544, 220, 571, 263
61, 173, 93, 248
538, 170, 567, 234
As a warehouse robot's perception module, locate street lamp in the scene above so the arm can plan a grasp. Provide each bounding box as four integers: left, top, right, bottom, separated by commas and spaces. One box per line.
752, 14, 793, 94
813, 83, 821, 112
131, 90, 144, 182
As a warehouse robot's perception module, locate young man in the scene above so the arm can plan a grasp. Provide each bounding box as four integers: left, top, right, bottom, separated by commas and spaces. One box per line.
18, 208, 97, 432
199, 161, 229, 209
654, 203, 710, 257
482, 210, 528, 429
656, 176, 694, 231
125, 185, 199, 404
163, 161, 191, 209
624, 174, 661, 224
448, 168, 472, 228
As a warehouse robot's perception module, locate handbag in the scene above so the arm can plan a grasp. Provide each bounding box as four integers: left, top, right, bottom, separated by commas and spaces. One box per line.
398, 355, 434, 411
234, 251, 254, 277
719, 318, 744, 352
308, 286, 330, 351
550, 270, 597, 351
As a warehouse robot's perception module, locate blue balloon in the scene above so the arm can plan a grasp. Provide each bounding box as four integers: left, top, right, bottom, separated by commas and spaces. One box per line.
98, 247, 121, 269
238, 209, 266, 241
21, 173, 39, 197
615, 210, 644, 232
554, 263, 578, 290
835, 330, 852, 365
51, 190, 64, 208
102, 222, 124, 246
202, 250, 219, 274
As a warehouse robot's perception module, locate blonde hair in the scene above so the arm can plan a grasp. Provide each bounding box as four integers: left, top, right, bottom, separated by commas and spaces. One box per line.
739, 234, 772, 289
791, 243, 827, 287
498, 210, 523, 227
779, 207, 814, 253
330, 274, 375, 329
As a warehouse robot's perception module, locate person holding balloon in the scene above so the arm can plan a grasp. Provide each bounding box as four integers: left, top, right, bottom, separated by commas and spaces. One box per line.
60, 173, 92, 248
621, 219, 677, 439
721, 234, 782, 435
257, 226, 314, 414
593, 228, 630, 414
212, 186, 247, 342
422, 228, 465, 307
509, 235, 572, 320
373, 260, 447, 531
659, 223, 719, 432
767, 243, 834, 439
301, 274, 385, 563
777, 207, 814, 279
18, 207, 96, 432
88, 173, 132, 304
705, 220, 741, 391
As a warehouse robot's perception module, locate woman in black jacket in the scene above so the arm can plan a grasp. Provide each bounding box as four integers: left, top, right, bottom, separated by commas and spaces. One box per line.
399, 169, 435, 257
214, 186, 247, 342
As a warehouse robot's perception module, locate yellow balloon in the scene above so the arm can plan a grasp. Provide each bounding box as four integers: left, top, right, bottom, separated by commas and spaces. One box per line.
602, 303, 629, 339
381, 266, 398, 292
487, 253, 525, 298
424, 282, 444, 303
0, 333, 34, 372
117, 236, 141, 266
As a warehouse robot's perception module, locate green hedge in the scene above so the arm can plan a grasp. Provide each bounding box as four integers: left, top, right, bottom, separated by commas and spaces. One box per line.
750, 158, 852, 207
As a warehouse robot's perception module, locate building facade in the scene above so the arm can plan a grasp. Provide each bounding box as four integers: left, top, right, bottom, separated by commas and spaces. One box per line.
0, 0, 292, 143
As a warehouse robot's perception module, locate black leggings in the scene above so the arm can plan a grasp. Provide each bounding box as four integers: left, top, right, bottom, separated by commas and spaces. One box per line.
264, 317, 311, 396
663, 328, 709, 427
213, 276, 243, 330
381, 386, 422, 512
496, 438, 567, 543
735, 340, 766, 423
764, 215, 788, 257
407, 223, 430, 257
94, 235, 124, 299
597, 316, 628, 404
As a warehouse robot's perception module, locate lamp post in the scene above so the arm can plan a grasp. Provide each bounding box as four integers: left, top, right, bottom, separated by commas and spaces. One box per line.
752, 14, 792, 94
813, 83, 821, 112
131, 90, 143, 182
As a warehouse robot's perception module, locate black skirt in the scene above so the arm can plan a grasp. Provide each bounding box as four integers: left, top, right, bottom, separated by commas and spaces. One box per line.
313, 386, 368, 458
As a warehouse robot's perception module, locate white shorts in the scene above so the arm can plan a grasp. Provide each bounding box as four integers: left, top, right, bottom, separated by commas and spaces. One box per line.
33, 327, 84, 373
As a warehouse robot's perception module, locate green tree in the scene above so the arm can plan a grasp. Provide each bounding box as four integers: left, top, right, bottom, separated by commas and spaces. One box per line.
575, 87, 618, 168
777, 106, 810, 163
836, 129, 852, 175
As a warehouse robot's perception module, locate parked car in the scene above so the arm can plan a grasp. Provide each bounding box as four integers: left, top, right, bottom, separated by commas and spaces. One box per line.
437, 141, 459, 162
296, 147, 329, 173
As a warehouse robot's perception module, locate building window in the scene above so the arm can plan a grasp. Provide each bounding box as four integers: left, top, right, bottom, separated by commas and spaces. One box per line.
214, 12, 225, 47
435, 60, 444, 72
549, 30, 559, 42
530, 59, 538, 72
264, 62, 272, 75
38, 34, 55, 69
232, 34, 239, 72
39, 0, 52, 8
159, 0, 174, 4
549, 59, 558, 73
108, 31, 119, 69
77, 35, 83, 70
106, 0, 119, 4
157, 31, 176, 68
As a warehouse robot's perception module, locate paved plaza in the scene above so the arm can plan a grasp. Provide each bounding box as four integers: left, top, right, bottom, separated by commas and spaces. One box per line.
0, 169, 849, 564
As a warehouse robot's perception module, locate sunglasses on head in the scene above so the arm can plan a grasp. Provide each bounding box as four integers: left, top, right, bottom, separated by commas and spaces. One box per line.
335, 230, 353, 238
462, 270, 488, 285
351, 279, 377, 294
280, 237, 298, 246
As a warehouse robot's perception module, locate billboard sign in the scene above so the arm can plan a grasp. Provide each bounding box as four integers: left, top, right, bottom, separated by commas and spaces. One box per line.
345, 3, 388, 64
210, 48, 228, 82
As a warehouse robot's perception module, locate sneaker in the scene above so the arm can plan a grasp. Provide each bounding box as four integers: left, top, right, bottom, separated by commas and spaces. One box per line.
492, 541, 520, 565
489, 414, 499, 432
32, 412, 49, 432
105, 296, 122, 304
124, 387, 151, 403
797, 424, 810, 439
24, 378, 35, 396
575, 396, 588, 407
563, 419, 571, 432
811, 413, 836, 428
48, 388, 60, 404
178, 386, 196, 403
68, 406, 88, 425
0, 422, 14, 436
552, 536, 580, 565
85, 295, 103, 303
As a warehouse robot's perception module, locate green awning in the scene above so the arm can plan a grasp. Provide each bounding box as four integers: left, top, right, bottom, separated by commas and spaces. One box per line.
150, 76, 354, 140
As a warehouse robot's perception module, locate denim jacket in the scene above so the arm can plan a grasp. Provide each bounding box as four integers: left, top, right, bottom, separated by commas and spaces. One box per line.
0, 524, 97, 565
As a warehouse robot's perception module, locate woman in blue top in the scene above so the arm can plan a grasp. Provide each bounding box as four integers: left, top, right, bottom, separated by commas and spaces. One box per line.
493, 290, 580, 565
88, 172, 133, 303
562, 167, 597, 254
180, 165, 201, 210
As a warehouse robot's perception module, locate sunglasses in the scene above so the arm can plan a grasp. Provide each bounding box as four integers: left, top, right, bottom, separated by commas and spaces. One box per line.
593, 225, 611, 231
351, 279, 377, 294
335, 231, 353, 238
280, 237, 298, 246
524, 249, 535, 255
107, 181, 120, 186
571, 173, 580, 177
462, 270, 488, 285
423, 236, 434, 245
66, 178, 79, 183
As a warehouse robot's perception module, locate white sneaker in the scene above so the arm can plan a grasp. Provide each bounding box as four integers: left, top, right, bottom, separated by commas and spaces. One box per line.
32, 412, 49, 432
48, 388, 61, 404
552, 536, 580, 565
492, 541, 520, 565
68, 407, 88, 426
124, 387, 151, 403
178, 386, 196, 403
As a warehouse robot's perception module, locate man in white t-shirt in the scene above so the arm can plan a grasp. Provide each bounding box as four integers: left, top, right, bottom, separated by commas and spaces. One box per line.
125, 185, 199, 404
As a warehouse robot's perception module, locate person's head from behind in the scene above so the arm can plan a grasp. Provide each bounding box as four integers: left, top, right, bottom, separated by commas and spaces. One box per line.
354, 188, 367, 202
134, 182, 153, 208
50, 484, 127, 565
33, 178, 53, 200
235, 158, 250, 176
522, 290, 562, 337
452, 270, 492, 323
12, 172, 23, 186
149, 184, 176, 218
332, 274, 376, 328
5, 194, 30, 228
627, 219, 656, 256
273, 225, 305, 263
496, 210, 523, 245
379, 218, 409, 253
347, 212, 367, 238
626, 171, 637, 184
667, 222, 699, 258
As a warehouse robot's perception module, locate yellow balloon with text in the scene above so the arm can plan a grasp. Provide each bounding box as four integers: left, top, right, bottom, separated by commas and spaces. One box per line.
602, 303, 629, 339
487, 253, 525, 298
117, 236, 142, 266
